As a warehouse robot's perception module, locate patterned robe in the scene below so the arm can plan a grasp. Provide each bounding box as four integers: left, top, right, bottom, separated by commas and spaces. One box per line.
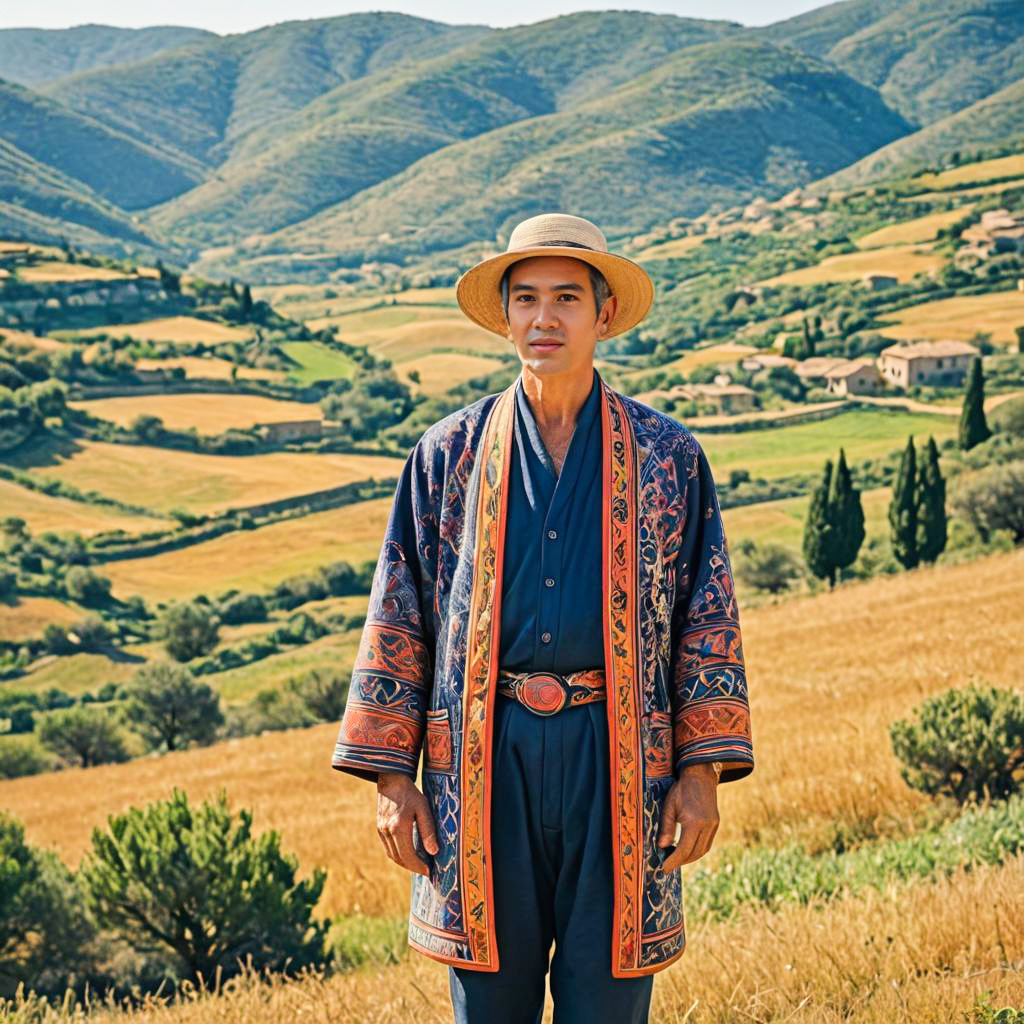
332, 373, 754, 977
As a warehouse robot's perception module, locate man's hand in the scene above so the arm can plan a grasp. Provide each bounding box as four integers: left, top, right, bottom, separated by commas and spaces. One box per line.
656, 762, 720, 873
376, 771, 439, 876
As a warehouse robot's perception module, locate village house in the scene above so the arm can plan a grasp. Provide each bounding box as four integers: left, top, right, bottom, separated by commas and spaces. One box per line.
793, 356, 850, 387
957, 209, 1024, 264
740, 352, 798, 372
255, 419, 323, 442
674, 382, 758, 415
863, 273, 899, 291
824, 359, 884, 396
878, 340, 979, 389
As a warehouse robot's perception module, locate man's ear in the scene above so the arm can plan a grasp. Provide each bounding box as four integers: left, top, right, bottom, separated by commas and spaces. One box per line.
597, 294, 618, 338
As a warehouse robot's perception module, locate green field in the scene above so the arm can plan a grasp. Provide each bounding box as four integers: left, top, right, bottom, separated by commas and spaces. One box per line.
279, 341, 357, 384
695, 408, 958, 480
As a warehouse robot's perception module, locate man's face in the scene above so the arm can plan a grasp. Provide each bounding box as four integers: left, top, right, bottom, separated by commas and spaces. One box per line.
504, 255, 616, 380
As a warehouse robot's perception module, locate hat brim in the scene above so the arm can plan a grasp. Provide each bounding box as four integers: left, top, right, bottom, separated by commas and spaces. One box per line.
455, 246, 654, 340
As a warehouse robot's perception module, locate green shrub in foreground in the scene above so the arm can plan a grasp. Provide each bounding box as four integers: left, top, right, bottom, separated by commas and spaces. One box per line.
889, 683, 1024, 804
685, 790, 1024, 924
80, 789, 328, 984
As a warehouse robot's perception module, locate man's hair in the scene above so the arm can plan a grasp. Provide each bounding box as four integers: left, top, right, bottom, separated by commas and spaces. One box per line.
500, 246, 612, 321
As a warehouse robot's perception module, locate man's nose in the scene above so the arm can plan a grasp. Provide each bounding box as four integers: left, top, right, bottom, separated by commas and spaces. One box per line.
532, 300, 560, 329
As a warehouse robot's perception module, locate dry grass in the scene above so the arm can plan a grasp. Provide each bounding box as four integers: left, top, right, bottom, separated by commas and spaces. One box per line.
400, 352, 508, 395
0, 327, 71, 352
877, 290, 1024, 346
133, 356, 284, 382
16, 262, 132, 283
4, 548, 1022, 919
632, 235, 708, 261
69, 394, 323, 433
0, 596, 84, 643
902, 179, 1024, 203
757, 245, 945, 287
0, 477, 172, 536
70, 317, 254, 344
915, 153, 1024, 189
102, 496, 394, 601
9, 440, 402, 516
854, 206, 974, 249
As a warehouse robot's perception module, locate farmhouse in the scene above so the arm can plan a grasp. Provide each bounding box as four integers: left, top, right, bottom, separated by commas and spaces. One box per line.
824, 359, 884, 396
255, 419, 323, 442
878, 340, 979, 389
793, 357, 850, 387
740, 352, 798, 372
863, 273, 899, 291
676, 382, 758, 414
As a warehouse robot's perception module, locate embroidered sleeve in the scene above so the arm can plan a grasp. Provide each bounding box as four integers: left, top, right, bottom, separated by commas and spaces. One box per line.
332, 441, 437, 782
669, 442, 754, 783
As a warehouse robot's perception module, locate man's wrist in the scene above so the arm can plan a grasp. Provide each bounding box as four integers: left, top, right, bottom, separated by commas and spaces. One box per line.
377, 770, 413, 790
679, 760, 723, 782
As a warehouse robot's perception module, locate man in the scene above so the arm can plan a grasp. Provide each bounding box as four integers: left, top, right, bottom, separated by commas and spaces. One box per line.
331, 213, 754, 1023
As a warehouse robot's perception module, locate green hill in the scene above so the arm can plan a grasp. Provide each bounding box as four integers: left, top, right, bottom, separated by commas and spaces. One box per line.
0, 78, 200, 209
817, 78, 1024, 187
146, 11, 742, 246
195, 38, 909, 280
42, 14, 492, 170
763, 0, 1024, 126
0, 24, 213, 87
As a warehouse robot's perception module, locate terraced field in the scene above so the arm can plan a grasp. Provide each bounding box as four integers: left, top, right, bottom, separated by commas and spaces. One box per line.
101, 495, 395, 601
854, 205, 973, 249
68, 316, 254, 344
877, 290, 1024, 346
757, 244, 945, 286
70, 393, 324, 433
399, 351, 509, 395
0, 596, 85, 643
7, 440, 403, 516
134, 356, 285, 382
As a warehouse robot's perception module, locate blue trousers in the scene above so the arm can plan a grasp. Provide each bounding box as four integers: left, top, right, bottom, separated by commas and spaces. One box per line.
448, 694, 654, 1024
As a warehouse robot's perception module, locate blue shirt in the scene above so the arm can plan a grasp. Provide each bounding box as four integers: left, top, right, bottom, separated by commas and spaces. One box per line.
498, 369, 605, 674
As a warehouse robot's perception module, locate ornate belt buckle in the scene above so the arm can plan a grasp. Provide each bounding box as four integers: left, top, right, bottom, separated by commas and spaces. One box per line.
517, 672, 568, 716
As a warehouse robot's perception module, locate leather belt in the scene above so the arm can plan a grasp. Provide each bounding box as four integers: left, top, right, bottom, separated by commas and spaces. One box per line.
496, 669, 606, 716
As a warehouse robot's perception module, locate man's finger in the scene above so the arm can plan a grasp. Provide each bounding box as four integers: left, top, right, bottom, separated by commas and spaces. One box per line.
663, 821, 702, 872
378, 824, 400, 866
391, 815, 429, 876
416, 804, 440, 856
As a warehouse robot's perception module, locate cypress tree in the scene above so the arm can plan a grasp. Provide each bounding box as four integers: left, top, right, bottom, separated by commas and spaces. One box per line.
803, 459, 837, 587
889, 436, 919, 569
958, 356, 991, 450
1015, 325, 1024, 355
916, 435, 947, 563
830, 447, 865, 578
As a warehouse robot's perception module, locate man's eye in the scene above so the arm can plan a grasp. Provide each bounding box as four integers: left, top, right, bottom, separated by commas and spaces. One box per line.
558, 294, 577, 301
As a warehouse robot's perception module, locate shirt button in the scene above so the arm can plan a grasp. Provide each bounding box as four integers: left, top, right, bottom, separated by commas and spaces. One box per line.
547, 529, 557, 540
541, 631, 552, 644
544, 577, 555, 587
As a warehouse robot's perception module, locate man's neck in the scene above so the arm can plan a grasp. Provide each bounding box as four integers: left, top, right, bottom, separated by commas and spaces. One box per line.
520, 366, 594, 433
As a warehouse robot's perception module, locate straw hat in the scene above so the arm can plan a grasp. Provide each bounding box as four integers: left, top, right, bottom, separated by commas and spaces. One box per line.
455, 213, 654, 340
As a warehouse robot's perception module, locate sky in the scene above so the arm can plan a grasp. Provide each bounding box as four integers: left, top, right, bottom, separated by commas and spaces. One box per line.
0, 1, 833, 34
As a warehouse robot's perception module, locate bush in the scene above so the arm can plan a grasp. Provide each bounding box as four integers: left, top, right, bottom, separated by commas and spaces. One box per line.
80, 789, 329, 984
160, 601, 219, 662
889, 683, 1024, 804
990, 394, 1024, 437
0, 737, 53, 779
0, 813, 95, 998
951, 461, 1024, 543
124, 662, 224, 752
734, 539, 803, 593
37, 706, 131, 768
64, 566, 112, 606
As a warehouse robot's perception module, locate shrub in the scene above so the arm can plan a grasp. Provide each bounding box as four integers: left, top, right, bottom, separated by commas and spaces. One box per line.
0, 737, 53, 779
64, 566, 112, 606
160, 601, 219, 662
951, 461, 1024, 543
37, 706, 131, 768
889, 683, 1024, 805
735, 538, 802, 594
289, 668, 349, 722
124, 662, 224, 752
0, 813, 95, 998
81, 789, 328, 984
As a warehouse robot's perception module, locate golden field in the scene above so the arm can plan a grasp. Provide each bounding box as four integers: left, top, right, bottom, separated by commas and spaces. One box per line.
398, 351, 508, 395
0, 595, 84, 643
70, 393, 324, 433
7, 440, 403, 516
69, 316, 254, 345
133, 356, 285, 382
5, 547, 1022, 913
626, 342, 758, 380
853, 205, 973, 249
915, 153, 1024, 190
0, 478, 172, 536
877, 290, 1024, 346
2, 548, 1023, 1022
101, 495, 394, 601
757, 244, 944, 287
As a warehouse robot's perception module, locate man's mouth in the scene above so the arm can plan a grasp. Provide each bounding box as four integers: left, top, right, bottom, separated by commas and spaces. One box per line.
529, 338, 563, 351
